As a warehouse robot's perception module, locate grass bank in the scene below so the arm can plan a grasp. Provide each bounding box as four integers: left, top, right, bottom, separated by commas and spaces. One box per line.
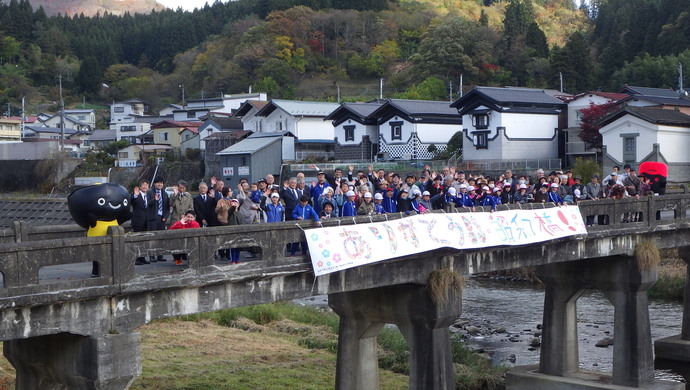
648, 248, 685, 301
0, 302, 505, 390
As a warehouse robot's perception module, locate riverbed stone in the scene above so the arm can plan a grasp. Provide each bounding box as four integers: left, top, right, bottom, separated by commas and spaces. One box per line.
595, 337, 614, 348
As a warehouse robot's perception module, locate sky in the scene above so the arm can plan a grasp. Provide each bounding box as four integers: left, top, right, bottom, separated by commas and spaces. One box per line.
156, 0, 229, 12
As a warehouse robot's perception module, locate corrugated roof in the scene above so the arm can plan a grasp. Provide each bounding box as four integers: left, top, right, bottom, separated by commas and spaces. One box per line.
572, 91, 630, 101
216, 135, 282, 155
88, 129, 116, 141
267, 100, 340, 117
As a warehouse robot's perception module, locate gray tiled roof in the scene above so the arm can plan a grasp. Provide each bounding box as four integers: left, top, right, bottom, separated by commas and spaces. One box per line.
341, 102, 383, 117
624, 95, 690, 107
267, 100, 340, 117
387, 99, 457, 115
622, 86, 680, 98
472, 86, 565, 105
601, 106, 690, 127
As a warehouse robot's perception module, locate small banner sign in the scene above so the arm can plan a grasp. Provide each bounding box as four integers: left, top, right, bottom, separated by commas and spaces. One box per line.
306, 205, 587, 276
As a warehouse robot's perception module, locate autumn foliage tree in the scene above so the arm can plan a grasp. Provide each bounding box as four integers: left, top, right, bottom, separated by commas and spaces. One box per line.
578, 101, 619, 147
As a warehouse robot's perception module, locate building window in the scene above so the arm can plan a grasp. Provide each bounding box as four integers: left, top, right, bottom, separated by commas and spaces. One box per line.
118, 152, 128, 158
344, 125, 355, 142
185, 134, 190, 140
121, 125, 136, 132
186, 111, 196, 119
475, 133, 488, 149
276, 122, 283, 131
474, 114, 489, 129
390, 121, 403, 141
160, 132, 168, 141
114, 107, 124, 113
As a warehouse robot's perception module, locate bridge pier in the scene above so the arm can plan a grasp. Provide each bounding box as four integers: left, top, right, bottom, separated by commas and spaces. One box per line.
4, 332, 141, 390
329, 283, 461, 390
655, 247, 690, 362
507, 255, 682, 390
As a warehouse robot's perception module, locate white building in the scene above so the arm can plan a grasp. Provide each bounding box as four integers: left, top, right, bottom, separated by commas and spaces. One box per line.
451, 86, 567, 163
598, 106, 690, 181
325, 102, 382, 161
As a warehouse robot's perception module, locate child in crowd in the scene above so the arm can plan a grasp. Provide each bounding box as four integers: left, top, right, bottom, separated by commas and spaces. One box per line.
169, 210, 200, 265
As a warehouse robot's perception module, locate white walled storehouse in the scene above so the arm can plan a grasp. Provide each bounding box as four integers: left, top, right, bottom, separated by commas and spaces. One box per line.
370, 99, 461, 160
451, 86, 567, 162
598, 106, 690, 181
325, 101, 383, 161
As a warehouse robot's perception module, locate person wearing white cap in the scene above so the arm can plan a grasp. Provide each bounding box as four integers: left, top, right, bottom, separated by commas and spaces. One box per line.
514, 183, 530, 204
358, 192, 376, 216
455, 183, 473, 208
341, 190, 358, 217
260, 191, 285, 223
373, 192, 386, 214
318, 186, 339, 217
548, 183, 564, 205
479, 185, 497, 211
417, 190, 432, 212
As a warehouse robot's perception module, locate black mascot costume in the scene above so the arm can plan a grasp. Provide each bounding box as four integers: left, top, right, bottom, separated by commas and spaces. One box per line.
67, 183, 132, 277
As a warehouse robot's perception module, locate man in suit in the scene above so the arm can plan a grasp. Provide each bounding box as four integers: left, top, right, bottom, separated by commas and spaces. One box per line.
280, 178, 300, 221
131, 179, 149, 232
193, 182, 217, 227
146, 177, 170, 262
131, 179, 150, 265
147, 177, 170, 231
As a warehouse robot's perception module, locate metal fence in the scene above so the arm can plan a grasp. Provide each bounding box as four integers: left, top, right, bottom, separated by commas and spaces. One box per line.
456, 159, 562, 172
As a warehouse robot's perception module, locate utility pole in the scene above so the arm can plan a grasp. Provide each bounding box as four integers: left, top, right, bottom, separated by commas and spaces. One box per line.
459, 74, 463, 98
59, 75, 65, 153
337, 84, 341, 103
379, 78, 383, 99
20, 96, 24, 139
679, 63, 684, 94
559, 72, 564, 93
449, 81, 453, 102
179, 84, 185, 106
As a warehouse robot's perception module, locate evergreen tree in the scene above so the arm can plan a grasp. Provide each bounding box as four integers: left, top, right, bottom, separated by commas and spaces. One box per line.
76, 56, 102, 95
525, 22, 548, 58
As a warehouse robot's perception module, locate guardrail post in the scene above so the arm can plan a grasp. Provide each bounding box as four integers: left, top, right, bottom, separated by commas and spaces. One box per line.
108, 226, 132, 284
12, 221, 21, 243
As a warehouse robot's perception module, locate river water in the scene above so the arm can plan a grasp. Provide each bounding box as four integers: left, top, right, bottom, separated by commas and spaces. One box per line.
459, 278, 686, 385
295, 278, 687, 386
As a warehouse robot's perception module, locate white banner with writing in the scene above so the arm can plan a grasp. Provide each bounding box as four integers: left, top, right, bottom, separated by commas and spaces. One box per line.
306, 205, 587, 276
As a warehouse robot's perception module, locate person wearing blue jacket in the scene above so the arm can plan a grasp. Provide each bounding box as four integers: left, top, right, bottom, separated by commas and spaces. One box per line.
373, 192, 386, 214
291, 195, 321, 256
479, 186, 497, 212
382, 187, 397, 213
260, 192, 285, 223
454, 184, 474, 208
547, 183, 564, 206
341, 190, 358, 217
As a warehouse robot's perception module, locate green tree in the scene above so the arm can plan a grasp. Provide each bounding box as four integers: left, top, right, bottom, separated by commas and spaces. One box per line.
393, 77, 447, 100
525, 22, 548, 58
75, 56, 102, 95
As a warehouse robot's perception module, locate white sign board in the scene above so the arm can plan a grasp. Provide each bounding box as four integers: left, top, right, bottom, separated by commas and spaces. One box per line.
118, 160, 137, 168
222, 167, 234, 176
238, 166, 250, 175
306, 206, 588, 276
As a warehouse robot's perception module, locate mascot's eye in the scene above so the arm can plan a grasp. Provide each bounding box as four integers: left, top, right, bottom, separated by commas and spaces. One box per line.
123, 199, 129, 206
98, 198, 106, 205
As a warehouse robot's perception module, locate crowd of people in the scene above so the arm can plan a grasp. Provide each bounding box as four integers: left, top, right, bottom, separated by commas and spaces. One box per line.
128, 163, 657, 264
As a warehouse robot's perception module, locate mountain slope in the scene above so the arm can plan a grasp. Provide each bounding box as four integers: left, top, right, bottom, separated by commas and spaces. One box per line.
19, 0, 165, 16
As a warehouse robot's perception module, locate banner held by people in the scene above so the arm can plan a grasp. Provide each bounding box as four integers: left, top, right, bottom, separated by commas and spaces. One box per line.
306, 206, 587, 276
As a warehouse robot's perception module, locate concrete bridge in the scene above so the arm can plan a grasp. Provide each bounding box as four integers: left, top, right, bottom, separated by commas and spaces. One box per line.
0, 194, 689, 390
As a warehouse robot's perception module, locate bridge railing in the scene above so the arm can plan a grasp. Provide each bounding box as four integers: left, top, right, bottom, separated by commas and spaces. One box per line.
0, 195, 687, 305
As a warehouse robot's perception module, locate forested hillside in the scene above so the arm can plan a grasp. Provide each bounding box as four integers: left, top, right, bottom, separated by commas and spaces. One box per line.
0, 0, 689, 116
